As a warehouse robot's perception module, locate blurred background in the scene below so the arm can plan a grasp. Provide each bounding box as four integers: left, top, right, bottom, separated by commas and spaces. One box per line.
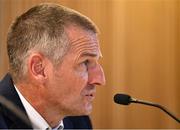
0, 0, 179, 128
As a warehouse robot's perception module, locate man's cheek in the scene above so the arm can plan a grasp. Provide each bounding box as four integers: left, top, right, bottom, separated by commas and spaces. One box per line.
76, 70, 88, 81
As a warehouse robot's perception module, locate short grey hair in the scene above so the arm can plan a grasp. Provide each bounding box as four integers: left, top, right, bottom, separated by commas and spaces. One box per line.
7, 3, 98, 82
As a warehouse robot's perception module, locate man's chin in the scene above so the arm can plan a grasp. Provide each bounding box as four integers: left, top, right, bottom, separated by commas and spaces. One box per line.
83, 102, 93, 114
65, 102, 93, 116
69, 107, 92, 116
73, 109, 92, 116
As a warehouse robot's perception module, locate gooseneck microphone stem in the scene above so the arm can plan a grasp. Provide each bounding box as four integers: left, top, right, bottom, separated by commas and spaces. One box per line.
130, 98, 180, 123
114, 94, 180, 123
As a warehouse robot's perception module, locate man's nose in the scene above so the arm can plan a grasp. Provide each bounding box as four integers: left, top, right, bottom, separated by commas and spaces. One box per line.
88, 64, 106, 86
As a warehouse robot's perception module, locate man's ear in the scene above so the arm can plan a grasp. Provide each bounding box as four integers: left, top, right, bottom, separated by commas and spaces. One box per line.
28, 53, 46, 80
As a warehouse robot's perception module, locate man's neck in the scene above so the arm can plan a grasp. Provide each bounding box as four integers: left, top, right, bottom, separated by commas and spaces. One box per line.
15, 83, 64, 128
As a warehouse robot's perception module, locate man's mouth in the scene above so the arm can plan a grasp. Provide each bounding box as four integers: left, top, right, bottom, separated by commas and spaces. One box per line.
85, 93, 95, 101
83, 85, 96, 101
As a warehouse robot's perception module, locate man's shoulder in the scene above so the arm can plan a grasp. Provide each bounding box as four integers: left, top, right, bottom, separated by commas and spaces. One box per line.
0, 73, 13, 92
0, 73, 19, 104
0, 112, 7, 128
0, 73, 32, 129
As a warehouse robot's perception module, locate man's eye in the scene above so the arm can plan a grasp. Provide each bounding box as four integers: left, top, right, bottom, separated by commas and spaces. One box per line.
84, 60, 97, 69
84, 60, 89, 66
78, 60, 89, 71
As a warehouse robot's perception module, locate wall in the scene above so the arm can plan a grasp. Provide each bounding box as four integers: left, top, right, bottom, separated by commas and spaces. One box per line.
0, 0, 179, 128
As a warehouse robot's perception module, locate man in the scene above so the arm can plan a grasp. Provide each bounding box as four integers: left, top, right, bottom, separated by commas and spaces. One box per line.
0, 3, 105, 129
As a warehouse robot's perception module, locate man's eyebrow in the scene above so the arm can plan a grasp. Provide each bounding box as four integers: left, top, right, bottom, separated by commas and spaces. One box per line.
81, 52, 97, 57
80, 52, 98, 58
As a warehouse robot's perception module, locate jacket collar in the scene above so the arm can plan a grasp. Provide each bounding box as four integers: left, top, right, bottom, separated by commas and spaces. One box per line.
0, 73, 32, 128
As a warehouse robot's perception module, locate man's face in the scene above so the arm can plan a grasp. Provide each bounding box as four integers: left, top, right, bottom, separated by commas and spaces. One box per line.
45, 26, 105, 116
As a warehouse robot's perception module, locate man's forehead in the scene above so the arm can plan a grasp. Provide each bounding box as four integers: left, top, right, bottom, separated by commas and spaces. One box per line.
70, 37, 101, 58
65, 25, 98, 42
70, 36, 99, 47
65, 26, 101, 54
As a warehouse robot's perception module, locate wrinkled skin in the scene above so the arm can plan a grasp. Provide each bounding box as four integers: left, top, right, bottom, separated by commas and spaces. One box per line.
44, 25, 106, 116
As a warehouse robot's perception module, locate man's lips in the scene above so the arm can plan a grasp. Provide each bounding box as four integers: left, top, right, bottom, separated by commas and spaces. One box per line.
83, 85, 96, 101
85, 92, 95, 101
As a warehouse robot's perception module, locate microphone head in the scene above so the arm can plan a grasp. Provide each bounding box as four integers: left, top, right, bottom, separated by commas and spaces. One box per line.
114, 93, 131, 105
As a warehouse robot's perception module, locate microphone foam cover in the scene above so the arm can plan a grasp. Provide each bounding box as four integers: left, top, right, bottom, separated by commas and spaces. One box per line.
114, 93, 131, 105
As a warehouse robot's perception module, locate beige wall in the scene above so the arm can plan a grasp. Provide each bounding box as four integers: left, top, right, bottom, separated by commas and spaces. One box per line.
0, 0, 179, 128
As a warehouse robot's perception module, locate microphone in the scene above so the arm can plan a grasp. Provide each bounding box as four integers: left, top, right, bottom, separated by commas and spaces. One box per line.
114, 93, 180, 123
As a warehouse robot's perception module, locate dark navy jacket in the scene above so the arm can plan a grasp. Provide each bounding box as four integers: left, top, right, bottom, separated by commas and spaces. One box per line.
0, 74, 92, 129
